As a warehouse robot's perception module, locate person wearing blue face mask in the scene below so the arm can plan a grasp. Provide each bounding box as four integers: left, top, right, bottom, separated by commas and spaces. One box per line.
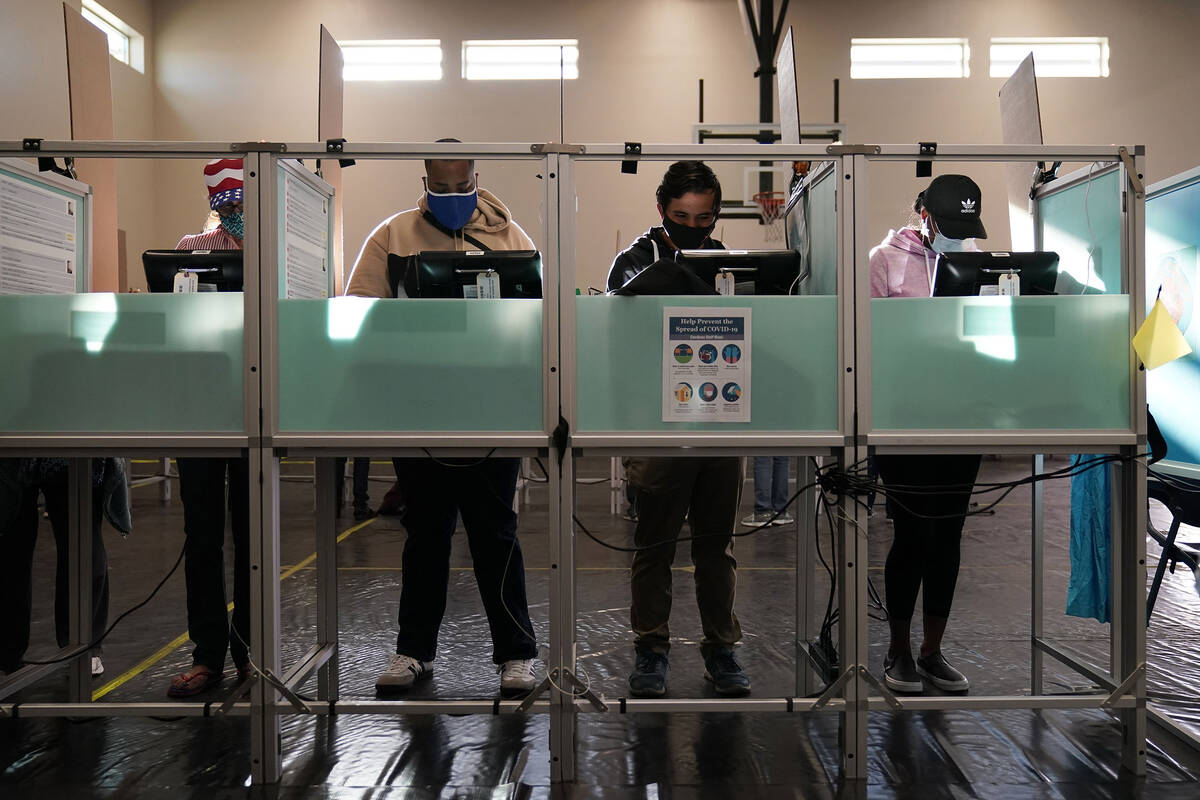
868, 174, 987, 696
346, 138, 535, 298
345, 139, 541, 699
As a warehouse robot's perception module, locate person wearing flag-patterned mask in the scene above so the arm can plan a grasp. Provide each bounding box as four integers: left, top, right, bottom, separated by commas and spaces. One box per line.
166, 158, 251, 698
176, 158, 245, 251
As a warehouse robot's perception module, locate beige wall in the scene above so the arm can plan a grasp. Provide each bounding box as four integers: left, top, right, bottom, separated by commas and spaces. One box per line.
0, 0, 157, 289
10, 0, 1200, 290
103, 0, 157, 290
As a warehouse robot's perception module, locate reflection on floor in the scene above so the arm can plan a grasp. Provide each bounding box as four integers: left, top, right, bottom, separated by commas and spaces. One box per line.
2, 456, 1199, 797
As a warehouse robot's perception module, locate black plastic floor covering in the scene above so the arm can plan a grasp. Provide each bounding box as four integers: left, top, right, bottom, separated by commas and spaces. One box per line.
2, 456, 1199, 798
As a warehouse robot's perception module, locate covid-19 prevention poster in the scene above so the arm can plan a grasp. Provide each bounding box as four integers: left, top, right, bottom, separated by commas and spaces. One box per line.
663, 307, 751, 422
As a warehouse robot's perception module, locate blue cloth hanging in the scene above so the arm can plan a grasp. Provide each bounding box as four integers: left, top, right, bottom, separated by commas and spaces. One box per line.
1067, 455, 1112, 623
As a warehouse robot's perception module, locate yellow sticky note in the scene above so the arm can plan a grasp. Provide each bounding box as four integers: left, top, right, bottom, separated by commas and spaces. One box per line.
1132, 298, 1193, 370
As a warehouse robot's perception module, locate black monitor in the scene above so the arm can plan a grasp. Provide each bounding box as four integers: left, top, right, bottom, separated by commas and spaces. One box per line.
406, 250, 542, 299
932, 251, 1061, 297
142, 250, 243, 293
674, 249, 803, 295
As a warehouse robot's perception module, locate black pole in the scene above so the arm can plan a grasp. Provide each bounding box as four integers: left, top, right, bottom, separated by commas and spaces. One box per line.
833, 78, 839, 124
698, 78, 704, 124
757, 0, 775, 195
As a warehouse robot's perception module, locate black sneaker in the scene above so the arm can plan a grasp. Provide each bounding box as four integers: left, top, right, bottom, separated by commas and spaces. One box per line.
883, 650, 923, 694
353, 504, 377, 521
628, 647, 668, 697
916, 651, 969, 691
703, 647, 751, 697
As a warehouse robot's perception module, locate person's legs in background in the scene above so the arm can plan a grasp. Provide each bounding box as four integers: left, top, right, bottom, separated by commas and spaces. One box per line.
44, 477, 109, 677
741, 456, 776, 528
621, 457, 639, 522
352, 457, 374, 520
769, 455, 793, 524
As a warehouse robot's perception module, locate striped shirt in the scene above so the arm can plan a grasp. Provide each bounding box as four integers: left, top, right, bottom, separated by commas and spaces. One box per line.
175, 227, 242, 250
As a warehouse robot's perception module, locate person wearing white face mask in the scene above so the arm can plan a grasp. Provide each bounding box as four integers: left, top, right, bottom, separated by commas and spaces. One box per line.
869, 173, 986, 298
867, 174, 986, 696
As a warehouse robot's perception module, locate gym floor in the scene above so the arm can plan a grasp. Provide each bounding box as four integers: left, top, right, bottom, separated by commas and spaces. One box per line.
1, 455, 1199, 798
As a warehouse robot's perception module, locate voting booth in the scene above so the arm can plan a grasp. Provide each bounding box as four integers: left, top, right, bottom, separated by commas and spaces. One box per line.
0, 138, 1152, 785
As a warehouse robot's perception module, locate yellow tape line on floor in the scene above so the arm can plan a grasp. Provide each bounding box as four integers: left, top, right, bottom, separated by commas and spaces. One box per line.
92, 516, 377, 701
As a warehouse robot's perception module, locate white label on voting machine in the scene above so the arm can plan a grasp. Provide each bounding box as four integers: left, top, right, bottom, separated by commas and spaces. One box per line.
716, 271, 735, 296
476, 270, 500, 299
998, 273, 1020, 296
173, 271, 198, 293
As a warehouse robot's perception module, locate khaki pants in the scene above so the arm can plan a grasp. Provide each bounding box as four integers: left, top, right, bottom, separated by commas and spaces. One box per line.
626, 456, 743, 655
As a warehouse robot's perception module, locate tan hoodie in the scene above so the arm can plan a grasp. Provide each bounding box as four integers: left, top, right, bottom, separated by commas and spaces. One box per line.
346, 188, 536, 298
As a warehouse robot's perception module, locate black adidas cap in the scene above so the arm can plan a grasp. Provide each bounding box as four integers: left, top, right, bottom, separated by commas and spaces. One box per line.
919, 174, 987, 240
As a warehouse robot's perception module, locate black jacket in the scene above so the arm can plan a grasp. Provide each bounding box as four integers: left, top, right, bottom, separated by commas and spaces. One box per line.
605, 227, 725, 292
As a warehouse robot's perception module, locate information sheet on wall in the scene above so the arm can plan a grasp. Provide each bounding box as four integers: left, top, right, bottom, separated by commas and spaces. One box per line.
0, 170, 81, 294
284, 173, 330, 298
663, 307, 751, 422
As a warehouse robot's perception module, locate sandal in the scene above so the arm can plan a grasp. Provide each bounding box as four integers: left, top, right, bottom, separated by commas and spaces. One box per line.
167, 664, 224, 698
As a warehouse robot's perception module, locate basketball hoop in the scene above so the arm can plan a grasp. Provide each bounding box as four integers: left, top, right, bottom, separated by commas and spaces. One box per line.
752, 190, 787, 242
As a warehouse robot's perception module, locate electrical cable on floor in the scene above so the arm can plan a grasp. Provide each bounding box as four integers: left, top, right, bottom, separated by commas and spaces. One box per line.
23, 540, 187, 667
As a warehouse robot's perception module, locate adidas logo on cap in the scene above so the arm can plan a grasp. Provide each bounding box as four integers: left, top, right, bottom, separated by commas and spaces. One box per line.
961, 198, 976, 214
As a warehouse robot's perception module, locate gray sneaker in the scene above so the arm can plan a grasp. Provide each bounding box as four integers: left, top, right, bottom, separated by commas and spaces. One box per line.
375, 653, 433, 694
740, 510, 775, 528
771, 510, 795, 526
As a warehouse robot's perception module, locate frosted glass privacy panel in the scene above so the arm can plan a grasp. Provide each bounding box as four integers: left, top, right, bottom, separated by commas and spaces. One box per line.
576, 295, 838, 432
0, 293, 244, 431
1038, 168, 1122, 294
278, 297, 543, 431
1146, 175, 1200, 467
792, 162, 838, 297
871, 295, 1130, 430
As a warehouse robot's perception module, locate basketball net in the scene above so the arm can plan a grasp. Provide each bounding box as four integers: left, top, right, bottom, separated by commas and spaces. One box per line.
753, 190, 787, 242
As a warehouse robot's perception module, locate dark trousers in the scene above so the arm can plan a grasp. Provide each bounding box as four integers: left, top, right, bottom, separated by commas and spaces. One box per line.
875, 454, 982, 622
0, 482, 109, 672
627, 456, 743, 655
177, 456, 251, 672
391, 457, 537, 664
334, 457, 371, 510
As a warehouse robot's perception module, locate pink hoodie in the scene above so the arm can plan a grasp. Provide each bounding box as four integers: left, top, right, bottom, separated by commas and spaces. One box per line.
869, 227, 981, 298
869, 227, 936, 298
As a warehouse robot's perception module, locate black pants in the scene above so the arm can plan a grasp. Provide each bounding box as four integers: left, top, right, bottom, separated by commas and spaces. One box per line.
627, 456, 743, 655
0, 482, 109, 672
177, 457, 251, 672
390, 457, 537, 665
334, 457, 371, 511
875, 454, 982, 622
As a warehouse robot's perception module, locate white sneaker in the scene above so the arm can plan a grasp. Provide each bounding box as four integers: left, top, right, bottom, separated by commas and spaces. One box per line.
499, 659, 537, 697
91, 656, 104, 677
375, 653, 432, 693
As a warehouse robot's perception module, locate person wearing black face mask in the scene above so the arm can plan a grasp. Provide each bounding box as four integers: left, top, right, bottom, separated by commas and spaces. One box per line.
607, 162, 750, 699
606, 160, 723, 292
